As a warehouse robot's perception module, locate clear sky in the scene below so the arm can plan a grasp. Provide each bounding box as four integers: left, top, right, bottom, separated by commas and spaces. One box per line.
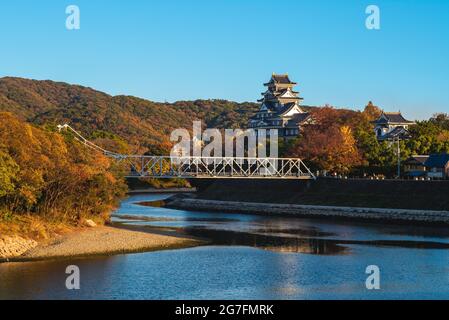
0, 0, 448, 120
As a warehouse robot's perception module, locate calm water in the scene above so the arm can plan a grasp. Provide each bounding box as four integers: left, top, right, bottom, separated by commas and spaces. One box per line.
1, 194, 449, 299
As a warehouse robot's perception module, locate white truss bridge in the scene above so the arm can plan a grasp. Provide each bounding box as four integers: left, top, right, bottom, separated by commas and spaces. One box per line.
58, 124, 316, 180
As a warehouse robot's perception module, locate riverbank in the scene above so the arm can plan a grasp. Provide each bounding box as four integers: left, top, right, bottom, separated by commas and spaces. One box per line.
166, 196, 449, 225
0, 225, 203, 263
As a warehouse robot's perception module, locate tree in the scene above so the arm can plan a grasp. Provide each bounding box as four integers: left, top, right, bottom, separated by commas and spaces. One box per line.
0, 112, 127, 222
430, 113, 449, 130
288, 108, 362, 174
407, 120, 449, 154
362, 101, 382, 121
0, 147, 19, 198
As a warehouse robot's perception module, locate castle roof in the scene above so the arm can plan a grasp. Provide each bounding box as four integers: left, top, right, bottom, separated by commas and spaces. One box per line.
268, 88, 300, 96
373, 112, 414, 124
264, 74, 297, 86
255, 100, 277, 111
377, 126, 412, 141
286, 113, 312, 127
277, 102, 299, 116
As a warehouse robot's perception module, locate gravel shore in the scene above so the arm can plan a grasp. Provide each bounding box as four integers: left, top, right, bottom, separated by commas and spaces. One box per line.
2, 226, 202, 262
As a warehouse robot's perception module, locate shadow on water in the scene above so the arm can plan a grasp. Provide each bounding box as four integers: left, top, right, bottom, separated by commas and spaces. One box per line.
178, 227, 348, 255
112, 222, 348, 255
382, 226, 449, 238
253, 226, 335, 237
113, 214, 240, 223
175, 226, 449, 255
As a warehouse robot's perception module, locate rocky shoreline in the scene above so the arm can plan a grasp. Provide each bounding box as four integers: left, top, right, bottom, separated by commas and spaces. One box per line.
0, 235, 38, 260
166, 197, 449, 225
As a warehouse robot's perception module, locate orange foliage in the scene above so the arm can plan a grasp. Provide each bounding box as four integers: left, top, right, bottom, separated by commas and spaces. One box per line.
0, 112, 127, 222
289, 107, 362, 174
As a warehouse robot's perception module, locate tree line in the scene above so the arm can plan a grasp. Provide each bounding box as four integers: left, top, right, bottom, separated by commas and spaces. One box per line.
0, 112, 127, 226
286, 103, 449, 177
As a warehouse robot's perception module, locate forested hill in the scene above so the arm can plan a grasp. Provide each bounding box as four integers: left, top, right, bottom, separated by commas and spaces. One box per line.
0, 77, 261, 154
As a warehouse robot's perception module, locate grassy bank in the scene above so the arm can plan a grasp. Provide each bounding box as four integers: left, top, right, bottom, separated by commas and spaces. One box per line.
0, 212, 108, 241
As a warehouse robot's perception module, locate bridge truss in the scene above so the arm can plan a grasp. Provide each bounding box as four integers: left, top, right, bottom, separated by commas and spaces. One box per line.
116, 155, 315, 179
58, 124, 316, 180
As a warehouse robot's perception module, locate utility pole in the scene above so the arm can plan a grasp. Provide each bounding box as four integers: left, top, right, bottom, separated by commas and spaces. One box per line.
397, 137, 401, 179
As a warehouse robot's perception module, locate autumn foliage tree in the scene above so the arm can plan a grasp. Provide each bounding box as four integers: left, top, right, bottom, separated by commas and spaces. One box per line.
286, 103, 449, 177
288, 107, 362, 174
0, 112, 127, 223
362, 101, 382, 121
0, 147, 19, 198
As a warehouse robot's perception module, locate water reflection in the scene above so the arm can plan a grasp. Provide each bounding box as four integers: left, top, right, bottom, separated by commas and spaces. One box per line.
178, 227, 347, 255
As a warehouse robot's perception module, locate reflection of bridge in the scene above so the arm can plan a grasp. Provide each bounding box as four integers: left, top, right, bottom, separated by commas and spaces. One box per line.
58, 124, 316, 180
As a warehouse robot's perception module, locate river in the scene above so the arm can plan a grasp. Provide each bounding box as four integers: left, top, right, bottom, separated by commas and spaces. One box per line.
1, 193, 449, 299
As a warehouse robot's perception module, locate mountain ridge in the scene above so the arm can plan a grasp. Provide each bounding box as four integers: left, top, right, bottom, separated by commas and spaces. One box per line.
0, 76, 262, 154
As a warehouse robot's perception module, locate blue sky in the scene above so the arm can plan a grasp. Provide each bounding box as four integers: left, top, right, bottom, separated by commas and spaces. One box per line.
0, 0, 448, 120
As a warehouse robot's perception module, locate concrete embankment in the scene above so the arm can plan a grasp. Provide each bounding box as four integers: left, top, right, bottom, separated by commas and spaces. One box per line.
166, 197, 449, 225
173, 178, 449, 224
189, 178, 449, 211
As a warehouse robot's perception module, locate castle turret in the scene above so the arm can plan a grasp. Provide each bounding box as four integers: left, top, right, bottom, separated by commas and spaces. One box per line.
372, 111, 415, 141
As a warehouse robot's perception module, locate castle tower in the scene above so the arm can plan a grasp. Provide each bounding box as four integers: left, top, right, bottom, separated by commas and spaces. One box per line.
249, 74, 311, 139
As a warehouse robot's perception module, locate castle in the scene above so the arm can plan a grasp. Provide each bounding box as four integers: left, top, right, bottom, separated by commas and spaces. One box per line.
248, 74, 312, 139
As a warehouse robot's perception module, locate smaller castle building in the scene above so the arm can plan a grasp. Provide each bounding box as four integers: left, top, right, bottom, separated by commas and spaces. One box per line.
372, 111, 415, 141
